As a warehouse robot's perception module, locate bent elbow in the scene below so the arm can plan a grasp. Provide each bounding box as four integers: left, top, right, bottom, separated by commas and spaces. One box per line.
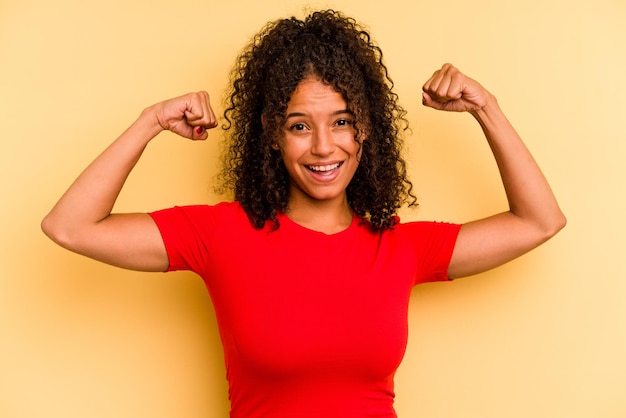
41, 213, 55, 240
553, 209, 567, 234
541, 211, 567, 241
41, 213, 74, 250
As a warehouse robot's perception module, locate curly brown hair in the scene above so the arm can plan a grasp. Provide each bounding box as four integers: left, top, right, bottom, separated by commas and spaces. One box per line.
220, 9, 416, 231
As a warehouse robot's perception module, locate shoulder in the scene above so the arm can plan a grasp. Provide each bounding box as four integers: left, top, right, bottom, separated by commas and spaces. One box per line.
389, 219, 462, 249
393, 219, 461, 234
149, 201, 251, 231
151, 200, 243, 217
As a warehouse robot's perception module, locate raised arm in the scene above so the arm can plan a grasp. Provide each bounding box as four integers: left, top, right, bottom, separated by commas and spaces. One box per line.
421, 64, 566, 279
41, 92, 217, 271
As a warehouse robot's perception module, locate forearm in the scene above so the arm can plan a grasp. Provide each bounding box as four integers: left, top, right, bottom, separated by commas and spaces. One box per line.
471, 97, 566, 236
42, 107, 163, 246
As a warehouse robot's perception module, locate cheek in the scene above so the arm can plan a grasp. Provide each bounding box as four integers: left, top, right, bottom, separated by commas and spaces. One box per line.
280, 133, 311, 151
345, 136, 364, 157
278, 141, 307, 166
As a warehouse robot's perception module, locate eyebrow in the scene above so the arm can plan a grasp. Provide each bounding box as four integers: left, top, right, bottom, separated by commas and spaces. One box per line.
285, 109, 353, 119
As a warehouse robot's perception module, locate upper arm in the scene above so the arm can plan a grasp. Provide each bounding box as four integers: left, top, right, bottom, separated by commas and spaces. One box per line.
42, 212, 169, 272
447, 212, 563, 279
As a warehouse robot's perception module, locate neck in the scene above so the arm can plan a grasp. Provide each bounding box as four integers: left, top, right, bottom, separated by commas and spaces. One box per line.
286, 196, 353, 234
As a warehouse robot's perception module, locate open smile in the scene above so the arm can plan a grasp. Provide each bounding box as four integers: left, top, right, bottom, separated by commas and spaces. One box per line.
306, 162, 343, 173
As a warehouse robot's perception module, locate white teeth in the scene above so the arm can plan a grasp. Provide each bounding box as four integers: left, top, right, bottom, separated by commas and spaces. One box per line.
308, 163, 341, 172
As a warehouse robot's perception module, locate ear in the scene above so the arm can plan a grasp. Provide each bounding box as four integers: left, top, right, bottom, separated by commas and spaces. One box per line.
357, 129, 368, 143
262, 113, 281, 151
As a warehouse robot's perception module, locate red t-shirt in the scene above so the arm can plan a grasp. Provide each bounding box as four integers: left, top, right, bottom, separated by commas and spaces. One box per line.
150, 202, 460, 417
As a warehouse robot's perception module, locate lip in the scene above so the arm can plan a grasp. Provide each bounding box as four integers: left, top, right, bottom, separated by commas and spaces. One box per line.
305, 161, 344, 182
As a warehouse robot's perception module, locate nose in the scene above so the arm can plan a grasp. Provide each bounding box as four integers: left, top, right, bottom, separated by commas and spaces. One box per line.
311, 127, 335, 156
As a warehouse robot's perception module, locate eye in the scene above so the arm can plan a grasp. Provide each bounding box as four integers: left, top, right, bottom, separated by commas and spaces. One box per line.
335, 118, 354, 127
290, 123, 307, 131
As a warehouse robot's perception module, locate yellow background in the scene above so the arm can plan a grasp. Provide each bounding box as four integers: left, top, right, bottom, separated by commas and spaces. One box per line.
1, 0, 625, 417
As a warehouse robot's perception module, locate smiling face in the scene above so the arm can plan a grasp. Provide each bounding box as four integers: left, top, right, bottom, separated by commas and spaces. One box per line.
274, 76, 363, 211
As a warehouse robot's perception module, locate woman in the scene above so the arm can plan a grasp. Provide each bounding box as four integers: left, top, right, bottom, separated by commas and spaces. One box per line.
42, 10, 565, 418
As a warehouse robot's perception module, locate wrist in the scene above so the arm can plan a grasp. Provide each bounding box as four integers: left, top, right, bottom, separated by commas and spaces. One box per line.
469, 93, 504, 125
470, 92, 497, 116
138, 105, 166, 138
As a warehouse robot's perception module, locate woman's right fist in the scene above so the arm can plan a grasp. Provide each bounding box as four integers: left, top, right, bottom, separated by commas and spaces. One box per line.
151, 91, 218, 140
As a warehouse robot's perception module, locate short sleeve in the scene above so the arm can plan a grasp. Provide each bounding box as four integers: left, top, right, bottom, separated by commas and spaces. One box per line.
149, 205, 216, 274
397, 221, 462, 285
